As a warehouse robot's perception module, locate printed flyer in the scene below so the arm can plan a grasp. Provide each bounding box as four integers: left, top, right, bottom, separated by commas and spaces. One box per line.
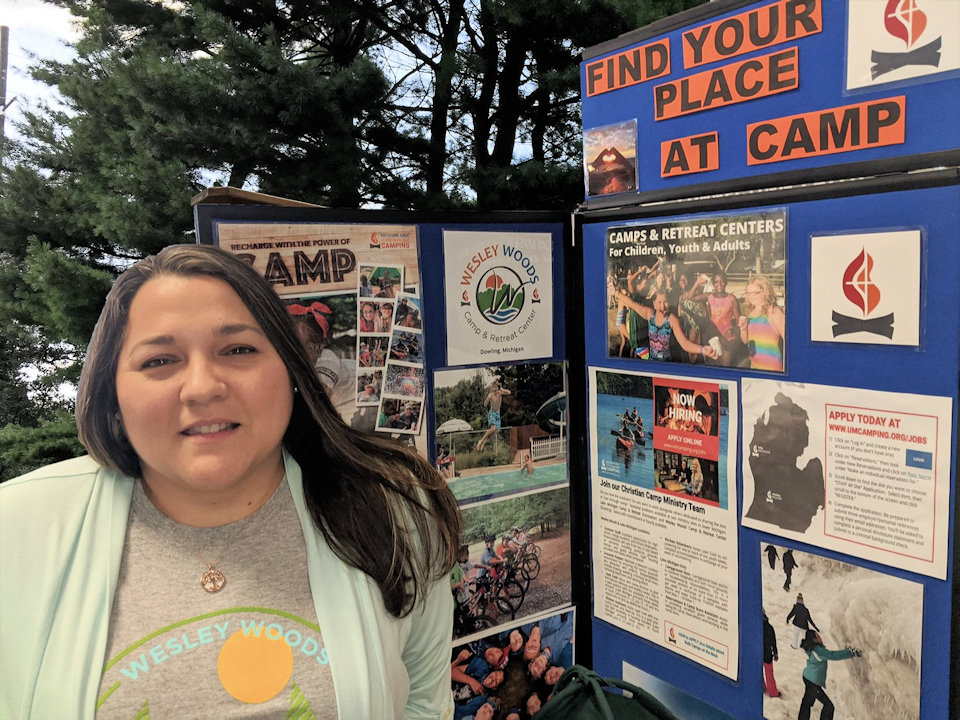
589, 367, 739, 680
217, 223, 420, 297
606, 209, 786, 372
443, 230, 553, 366
741, 379, 952, 580
216, 223, 427, 456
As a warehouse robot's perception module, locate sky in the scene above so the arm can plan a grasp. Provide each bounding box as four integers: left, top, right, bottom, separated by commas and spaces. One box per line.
2, 0, 79, 135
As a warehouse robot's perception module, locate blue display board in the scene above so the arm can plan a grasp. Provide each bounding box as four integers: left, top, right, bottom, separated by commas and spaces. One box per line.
193, 205, 569, 378
578, 178, 959, 719
580, 0, 960, 203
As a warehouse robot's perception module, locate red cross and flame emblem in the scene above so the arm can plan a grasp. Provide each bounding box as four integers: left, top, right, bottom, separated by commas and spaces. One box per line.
842, 249, 881, 317
885, 0, 927, 48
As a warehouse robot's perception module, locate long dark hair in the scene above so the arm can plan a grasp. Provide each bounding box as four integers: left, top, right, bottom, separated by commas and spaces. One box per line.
800, 629, 820, 652
76, 244, 461, 617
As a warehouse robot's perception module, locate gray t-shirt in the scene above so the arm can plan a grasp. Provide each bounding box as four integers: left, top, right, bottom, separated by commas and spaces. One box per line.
97, 480, 338, 718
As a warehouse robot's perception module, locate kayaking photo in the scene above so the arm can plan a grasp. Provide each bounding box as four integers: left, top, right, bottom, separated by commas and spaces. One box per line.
589, 369, 733, 511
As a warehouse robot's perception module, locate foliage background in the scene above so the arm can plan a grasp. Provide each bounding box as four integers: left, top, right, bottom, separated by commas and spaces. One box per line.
0, 0, 706, 480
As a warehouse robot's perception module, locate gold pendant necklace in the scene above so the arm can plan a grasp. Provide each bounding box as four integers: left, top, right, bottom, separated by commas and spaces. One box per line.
200, 561, 227, 593
183, 471, 285, 594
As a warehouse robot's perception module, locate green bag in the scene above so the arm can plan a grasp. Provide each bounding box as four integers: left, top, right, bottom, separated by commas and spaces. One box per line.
534, 665, 680, 720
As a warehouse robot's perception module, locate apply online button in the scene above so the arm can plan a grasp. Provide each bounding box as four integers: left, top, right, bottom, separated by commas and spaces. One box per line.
905, 450, 932, 470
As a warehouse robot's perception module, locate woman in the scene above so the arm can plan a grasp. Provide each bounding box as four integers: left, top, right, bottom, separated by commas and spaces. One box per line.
798, 630, 860, 720
375, 302, 394, 334
762, 611, 779, 698
686, 458, 704, 497
617, 291, 718, 362
358, 301, 377, 332
738, 274, 785, 371
787, 593, 819, 649
0, 244, 461, 718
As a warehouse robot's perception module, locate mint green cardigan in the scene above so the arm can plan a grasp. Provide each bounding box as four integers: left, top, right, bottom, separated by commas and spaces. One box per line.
0, 452, 454, 720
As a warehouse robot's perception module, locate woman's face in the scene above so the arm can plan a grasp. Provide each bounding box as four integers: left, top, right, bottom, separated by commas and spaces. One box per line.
653, 292, 670, 314
115, 275, 293, 519
361, 304, 376, 320
744, 282, 764, 309
379, 305, 392, 319
526, 693, 542, 714
483, 670, 504, 689
509, 630, 524, 652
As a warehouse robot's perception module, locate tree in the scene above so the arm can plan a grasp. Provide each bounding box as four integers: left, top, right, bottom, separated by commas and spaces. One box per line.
357, 0, 707, 210
0, 0, 706, 479
461, 487, 568, 542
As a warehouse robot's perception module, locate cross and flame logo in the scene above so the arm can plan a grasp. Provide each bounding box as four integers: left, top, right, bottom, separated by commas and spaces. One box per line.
872, 0, 941, 79
885, 0, 926, 48
832, 248, 894, 338
842, 248, 881, 317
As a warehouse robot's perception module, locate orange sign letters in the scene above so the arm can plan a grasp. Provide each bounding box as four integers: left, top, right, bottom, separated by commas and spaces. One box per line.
654, 47, 799, 121
661, 132, 720, 177
746, 97, 906, 165
584, 39, 671, 97
682, 0, 821, 68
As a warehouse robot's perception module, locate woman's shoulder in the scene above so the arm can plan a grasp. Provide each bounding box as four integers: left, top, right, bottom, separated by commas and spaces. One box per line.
1, 456, 131, 519
4, 455, 103, 486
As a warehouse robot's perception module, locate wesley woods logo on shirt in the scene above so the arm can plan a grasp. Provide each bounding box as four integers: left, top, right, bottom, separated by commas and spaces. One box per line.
98, 609, 330, 714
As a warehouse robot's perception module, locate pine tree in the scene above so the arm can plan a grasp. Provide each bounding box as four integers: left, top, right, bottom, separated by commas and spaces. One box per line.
0, 0, 706, 479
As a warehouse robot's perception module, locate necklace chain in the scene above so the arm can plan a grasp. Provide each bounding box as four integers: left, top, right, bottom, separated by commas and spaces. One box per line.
197, 535, 234, 593
192, 472, 285, 593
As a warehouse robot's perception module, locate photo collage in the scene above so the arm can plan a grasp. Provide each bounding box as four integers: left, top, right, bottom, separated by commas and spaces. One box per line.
354, 263, 426, 435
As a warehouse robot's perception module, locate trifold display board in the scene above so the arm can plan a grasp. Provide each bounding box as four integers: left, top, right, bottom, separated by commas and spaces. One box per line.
577, 175, 959, 720
193, 205, 589, 714
577, 0, 959, 718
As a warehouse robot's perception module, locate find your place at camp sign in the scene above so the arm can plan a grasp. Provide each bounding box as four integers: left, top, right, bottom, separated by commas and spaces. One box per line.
580, 0, 960, 201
